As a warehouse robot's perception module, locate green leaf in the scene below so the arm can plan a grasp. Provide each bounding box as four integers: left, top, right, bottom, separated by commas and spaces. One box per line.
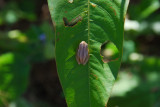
48, 0, 129, 106
129, 0, 160, 20
0, 53, 30, 105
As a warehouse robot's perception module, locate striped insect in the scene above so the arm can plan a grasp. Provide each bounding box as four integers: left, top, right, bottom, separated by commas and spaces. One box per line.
76, 41, 89, 65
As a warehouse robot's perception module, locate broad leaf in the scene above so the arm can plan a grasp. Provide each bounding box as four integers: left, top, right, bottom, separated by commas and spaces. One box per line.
48, 0, 129, 106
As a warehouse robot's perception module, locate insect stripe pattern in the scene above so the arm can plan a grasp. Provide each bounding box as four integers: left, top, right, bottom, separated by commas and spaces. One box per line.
76, 41, 89, 65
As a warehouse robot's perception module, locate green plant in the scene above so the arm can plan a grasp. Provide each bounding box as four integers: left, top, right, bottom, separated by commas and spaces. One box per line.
48, 0, 129, 106
0, 53, 30, 106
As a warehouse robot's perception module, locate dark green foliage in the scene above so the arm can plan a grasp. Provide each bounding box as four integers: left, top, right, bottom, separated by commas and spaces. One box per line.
0, 0, 160, 107
0, 53, 30, 106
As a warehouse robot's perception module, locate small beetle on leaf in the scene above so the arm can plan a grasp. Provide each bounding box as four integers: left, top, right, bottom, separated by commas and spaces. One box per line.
76, 41, 89, 65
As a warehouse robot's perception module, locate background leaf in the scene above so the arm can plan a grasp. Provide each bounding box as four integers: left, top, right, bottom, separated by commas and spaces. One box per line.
48, 0, 129, 107
128, 0, 160, 20
0, 53, 30, 105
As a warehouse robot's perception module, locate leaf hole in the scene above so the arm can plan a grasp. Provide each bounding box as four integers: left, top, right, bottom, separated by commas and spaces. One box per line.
68, 0, 73, 3
63, 16, 82, 27
100, 41, 119, 63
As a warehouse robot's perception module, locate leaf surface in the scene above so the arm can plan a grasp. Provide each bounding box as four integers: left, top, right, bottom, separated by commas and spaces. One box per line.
48, 0, 129, 106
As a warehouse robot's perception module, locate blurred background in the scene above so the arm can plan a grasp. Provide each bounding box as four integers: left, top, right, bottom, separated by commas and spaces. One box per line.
0, 0, 160, 107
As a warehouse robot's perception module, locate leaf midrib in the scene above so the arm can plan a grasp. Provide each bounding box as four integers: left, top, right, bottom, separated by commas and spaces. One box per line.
87, 0, 91, 107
